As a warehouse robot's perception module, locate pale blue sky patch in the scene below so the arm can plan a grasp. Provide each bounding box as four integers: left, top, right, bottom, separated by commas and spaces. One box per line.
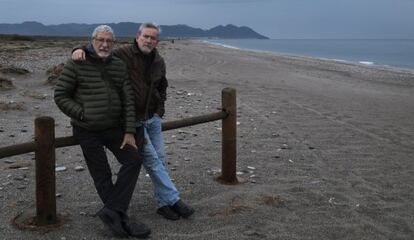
0, 0, 413, 39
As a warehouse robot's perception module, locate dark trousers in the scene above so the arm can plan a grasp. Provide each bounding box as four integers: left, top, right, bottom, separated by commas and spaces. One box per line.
73, 126, 142, 213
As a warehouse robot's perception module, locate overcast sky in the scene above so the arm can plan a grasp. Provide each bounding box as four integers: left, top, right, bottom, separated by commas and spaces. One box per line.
0, 0, 413, 39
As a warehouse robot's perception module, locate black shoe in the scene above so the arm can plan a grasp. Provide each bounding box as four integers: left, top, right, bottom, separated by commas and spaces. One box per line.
157, 206, 180, 220
96, 207, 129, 238
170, 200, 195, 218
118, 211, 151, 239
123, 221, 151, 239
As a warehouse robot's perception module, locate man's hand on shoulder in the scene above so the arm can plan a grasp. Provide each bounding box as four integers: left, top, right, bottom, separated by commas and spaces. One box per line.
72, 49, 86, 61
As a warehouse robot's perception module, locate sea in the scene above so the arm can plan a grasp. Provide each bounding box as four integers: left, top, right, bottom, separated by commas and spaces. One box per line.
204, 39, 414, 70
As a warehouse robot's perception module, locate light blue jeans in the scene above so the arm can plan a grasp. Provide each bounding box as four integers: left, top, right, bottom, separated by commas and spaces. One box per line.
137, 115, 180, 208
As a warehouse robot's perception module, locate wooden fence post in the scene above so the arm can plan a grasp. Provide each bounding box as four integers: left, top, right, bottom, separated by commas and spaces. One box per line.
219, 88, 238, 184
34, 116, 57, 225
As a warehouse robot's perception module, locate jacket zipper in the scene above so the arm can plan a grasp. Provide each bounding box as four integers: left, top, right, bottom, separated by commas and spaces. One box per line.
99, 65, 113, 118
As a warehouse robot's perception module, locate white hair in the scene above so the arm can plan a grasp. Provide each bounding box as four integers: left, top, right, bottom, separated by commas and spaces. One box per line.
92, 25, 115, 40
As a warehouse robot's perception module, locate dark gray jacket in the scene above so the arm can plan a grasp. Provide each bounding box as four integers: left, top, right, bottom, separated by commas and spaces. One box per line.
114, 40, 168, 120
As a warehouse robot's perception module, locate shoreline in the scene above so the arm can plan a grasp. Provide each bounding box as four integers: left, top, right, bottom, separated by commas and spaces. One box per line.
201, 39, 414, 74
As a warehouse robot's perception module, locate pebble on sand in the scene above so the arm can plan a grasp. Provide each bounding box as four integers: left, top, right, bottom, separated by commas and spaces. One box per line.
74, 166, 85, 171
56, 166, 67, 172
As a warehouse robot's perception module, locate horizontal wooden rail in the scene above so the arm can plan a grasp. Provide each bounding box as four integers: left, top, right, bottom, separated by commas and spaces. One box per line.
0, 142, 36, 159
162, 111, 227, 131
0, 111, 228, 159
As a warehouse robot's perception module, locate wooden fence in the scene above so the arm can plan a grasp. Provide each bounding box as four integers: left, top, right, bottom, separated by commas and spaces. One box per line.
0, 88, 237, 226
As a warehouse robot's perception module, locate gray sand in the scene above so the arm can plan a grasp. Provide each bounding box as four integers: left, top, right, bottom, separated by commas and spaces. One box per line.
1, 40, 413, 239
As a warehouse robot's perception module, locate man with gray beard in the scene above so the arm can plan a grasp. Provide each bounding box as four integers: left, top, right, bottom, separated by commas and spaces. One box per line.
56, 25, 151, 239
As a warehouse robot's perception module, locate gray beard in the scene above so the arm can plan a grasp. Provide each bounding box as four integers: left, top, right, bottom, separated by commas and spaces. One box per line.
139, 45, 152, 54
96, 51, 111, 58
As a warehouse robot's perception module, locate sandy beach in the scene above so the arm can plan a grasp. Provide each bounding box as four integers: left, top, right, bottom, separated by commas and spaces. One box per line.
1, 38, 414, 239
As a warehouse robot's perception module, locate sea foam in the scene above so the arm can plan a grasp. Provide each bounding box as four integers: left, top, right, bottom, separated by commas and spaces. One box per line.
359, 61, 374, 65
202, 40, 240, 50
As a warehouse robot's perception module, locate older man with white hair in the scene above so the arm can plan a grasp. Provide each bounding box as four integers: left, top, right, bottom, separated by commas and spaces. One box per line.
55, 25, 151, 239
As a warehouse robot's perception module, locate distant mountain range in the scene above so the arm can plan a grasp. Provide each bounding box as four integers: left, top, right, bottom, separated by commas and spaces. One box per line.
0, 21, 268, 39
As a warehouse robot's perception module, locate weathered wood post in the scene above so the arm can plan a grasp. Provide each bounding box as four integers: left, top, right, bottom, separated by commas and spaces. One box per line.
34, 116, 57, 225
219, 88, 238, 184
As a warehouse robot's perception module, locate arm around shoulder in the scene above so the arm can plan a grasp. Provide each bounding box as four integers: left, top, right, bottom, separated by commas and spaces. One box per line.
71, 45, 87, 61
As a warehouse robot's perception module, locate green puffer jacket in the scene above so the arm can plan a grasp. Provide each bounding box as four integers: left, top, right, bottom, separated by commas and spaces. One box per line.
54, 55, 136, 133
